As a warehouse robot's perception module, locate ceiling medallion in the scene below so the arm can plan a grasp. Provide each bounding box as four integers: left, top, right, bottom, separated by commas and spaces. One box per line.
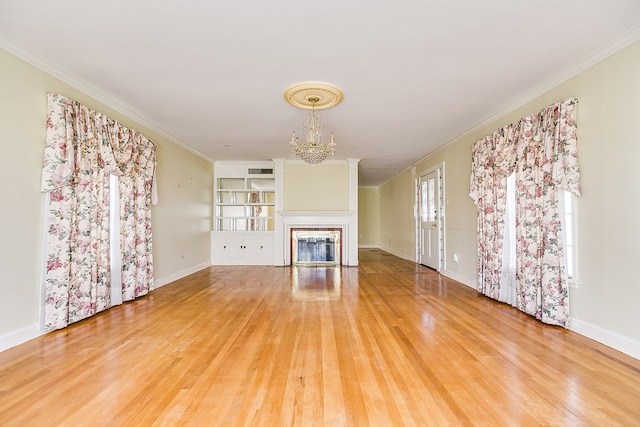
284, 81, 343, 164
284, 81, 344, 110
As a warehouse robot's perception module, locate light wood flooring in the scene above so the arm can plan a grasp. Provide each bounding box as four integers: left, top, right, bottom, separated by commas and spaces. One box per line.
1, 249, 639, 426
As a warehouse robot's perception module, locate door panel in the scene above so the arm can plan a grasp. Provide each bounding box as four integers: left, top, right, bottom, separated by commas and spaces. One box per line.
419, 170, 440, 270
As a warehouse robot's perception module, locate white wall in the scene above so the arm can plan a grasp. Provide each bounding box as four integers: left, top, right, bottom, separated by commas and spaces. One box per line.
0, 48, 213, 351
378, 39, 640, 358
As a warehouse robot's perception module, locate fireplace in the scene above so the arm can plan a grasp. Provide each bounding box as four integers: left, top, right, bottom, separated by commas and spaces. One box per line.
276, 211, 358, 266
291, 228, 341, 266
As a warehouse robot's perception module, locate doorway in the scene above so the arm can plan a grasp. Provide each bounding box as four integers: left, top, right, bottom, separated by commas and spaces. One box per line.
417, 164, 443, 271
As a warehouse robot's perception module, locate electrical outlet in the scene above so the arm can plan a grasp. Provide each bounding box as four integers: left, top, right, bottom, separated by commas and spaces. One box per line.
453, 253, 459, 262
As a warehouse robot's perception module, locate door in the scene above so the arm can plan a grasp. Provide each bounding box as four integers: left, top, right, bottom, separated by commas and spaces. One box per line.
419, 170, 440, 270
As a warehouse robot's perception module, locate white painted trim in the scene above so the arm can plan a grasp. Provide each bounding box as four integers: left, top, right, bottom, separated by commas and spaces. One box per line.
379, 26, 640, 188
441, 270, 640, 361
273, 159, 286, 266
1, 262, 210, 353
570, 318, 640, 361
284, 158, 351, 165
0, 39, 212, 164
0, 324, 45, 353
347, 158, 360, 266
378, 246, 414, 262
39, 193, 50, 331
280, 211, 358, 266
441, 269, 477, 289
153, 262, 211, 289
210, 259, 273, 266
416, 162, 446, 272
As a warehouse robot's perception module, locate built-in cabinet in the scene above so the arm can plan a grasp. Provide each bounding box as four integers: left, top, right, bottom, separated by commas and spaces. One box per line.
211, 159, 360, 266
211, 231, 274, 265
212, 162, 276, 265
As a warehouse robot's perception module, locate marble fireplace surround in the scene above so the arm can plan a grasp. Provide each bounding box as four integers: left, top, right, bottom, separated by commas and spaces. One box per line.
277, 211, 358, 266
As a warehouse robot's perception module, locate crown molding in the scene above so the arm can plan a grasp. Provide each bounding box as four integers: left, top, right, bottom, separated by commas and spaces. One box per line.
0, 38, 212, 164
397, 25, 640, 185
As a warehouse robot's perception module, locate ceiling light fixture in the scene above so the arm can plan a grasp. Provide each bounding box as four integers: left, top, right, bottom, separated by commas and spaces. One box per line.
284, 81, 343, 165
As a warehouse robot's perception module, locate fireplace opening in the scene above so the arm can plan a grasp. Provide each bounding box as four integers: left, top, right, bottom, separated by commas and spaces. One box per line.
291, 229, 341, 266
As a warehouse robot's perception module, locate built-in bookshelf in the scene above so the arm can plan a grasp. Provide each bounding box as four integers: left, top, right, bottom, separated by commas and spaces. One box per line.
212, 162, 275, 265
215, 177, 275, 232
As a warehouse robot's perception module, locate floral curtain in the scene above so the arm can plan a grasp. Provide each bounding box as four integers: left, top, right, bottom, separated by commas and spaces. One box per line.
469, 123, 520, 300
40, 93, 156, 331
469, 98, 580, 327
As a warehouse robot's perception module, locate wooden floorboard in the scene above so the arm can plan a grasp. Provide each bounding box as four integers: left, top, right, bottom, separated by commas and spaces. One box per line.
0, 249, 639, 426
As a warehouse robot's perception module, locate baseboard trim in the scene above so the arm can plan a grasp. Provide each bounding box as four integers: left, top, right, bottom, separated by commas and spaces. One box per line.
570, 318, 640, 360
441, 269, 477, 289
366, 249, 640, 361
154, 261, 211, 289
437, 266, 640, 361
378, 246, 415, 262
0, 324, 44, 353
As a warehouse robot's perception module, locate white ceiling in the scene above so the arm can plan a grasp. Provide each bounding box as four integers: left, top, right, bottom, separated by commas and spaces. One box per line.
1, 1, 639, 186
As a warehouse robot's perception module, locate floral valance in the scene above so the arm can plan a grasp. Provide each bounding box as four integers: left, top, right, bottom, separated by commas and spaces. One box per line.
40, 93, 156, 193
470, 97, 581, 203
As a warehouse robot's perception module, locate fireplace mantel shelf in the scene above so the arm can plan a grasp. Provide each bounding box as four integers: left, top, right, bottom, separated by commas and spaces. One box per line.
278, 211, 357, 217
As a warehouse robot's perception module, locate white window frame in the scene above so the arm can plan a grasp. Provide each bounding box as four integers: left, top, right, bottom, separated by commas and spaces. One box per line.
560, 190, 580, 289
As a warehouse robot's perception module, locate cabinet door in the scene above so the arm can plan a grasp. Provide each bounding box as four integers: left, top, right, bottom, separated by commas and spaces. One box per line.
212, 235, 230, 262
229, 235, 273, 262
212, 232, 274, 265
228, 234, 248, 260
256, 235, 273, 261
237, 235, 272, 261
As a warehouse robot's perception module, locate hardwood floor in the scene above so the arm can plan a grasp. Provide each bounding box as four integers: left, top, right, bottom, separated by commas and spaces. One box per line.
1, 249, 639, 426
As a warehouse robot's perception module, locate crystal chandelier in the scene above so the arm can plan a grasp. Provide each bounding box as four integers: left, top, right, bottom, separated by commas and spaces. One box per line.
289, 97, 336, 164
284, 81, 344, 165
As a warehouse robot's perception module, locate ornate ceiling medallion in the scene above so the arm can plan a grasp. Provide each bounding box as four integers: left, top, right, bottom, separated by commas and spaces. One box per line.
284, 81, 343, 165
284, 81, 344, 110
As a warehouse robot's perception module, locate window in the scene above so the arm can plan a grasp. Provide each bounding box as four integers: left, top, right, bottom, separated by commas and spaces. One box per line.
561, 190, 579, 288
421, 178, 436, 222
502, 177, 578, 299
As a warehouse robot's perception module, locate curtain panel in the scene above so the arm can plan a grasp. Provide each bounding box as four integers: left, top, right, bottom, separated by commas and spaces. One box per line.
469, 97, 580, 327
40, 93, 157, 331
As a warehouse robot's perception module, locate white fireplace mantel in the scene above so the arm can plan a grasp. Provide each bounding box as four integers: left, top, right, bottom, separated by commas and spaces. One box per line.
276, 211, 358, 266
272, 158, 360, 267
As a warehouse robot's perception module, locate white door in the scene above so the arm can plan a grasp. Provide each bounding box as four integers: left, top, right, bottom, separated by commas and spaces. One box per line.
419, 170, 440, 270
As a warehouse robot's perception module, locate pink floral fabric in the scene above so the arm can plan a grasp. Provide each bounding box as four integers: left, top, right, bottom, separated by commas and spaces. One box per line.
468, 123, 520, 300
41, 94, 156, 331
470, 98, 580, 327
